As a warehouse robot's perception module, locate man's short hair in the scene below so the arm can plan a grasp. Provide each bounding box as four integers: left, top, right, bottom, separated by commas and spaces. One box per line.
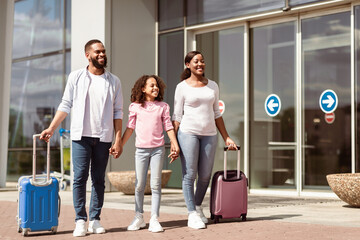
84, 39, 103, 53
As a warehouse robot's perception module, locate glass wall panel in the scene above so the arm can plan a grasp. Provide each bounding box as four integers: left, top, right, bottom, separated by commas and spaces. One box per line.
302, 12, 351, 187
187, 0, 284, 26
196, 27, 245, 175
289, 0, 325, 7
8, 0, 71, 182
159, 0, 184, 31
12, 0, 65, 59
8, 55, 65, 180
250, 21, 296, 189
354, 6, 360, 172
158, 31, 184, 187
66, 0, 71, 48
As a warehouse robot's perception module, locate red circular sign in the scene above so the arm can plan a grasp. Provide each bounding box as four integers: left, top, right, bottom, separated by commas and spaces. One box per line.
219, 100, 225, 115
325, 112, 335, 124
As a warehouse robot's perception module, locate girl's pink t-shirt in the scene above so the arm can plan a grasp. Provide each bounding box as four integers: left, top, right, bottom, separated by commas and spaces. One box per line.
126, 101, 174, 148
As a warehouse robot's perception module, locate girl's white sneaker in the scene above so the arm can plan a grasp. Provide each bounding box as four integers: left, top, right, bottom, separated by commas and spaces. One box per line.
127, 212, 146, 231
148, 215, 164, 233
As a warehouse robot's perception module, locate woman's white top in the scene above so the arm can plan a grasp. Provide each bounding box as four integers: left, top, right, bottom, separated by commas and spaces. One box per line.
172, 79, 221, 136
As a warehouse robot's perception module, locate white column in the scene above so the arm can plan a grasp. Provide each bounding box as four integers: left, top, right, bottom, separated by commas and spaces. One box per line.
71, 0, 111, 71
0, 0, 14, 188
71, 0, 112, 191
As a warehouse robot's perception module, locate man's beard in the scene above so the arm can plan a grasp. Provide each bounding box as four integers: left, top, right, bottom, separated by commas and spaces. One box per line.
91, 56, 107, 69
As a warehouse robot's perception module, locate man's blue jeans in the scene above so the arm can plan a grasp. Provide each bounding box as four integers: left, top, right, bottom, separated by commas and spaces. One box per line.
177, 130, 218, 212
72, 137, 111, 221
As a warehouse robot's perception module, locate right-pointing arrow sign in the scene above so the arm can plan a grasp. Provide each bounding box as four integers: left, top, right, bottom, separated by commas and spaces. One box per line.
322, 95, 335, 108
319, 90, 338, 113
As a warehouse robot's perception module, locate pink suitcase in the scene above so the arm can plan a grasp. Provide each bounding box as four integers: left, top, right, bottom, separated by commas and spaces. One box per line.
210, 146, 248, 223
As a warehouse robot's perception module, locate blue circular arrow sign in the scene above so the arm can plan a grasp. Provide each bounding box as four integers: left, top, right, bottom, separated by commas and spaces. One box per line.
319, 89, 338, 113
265, 94, 281, 117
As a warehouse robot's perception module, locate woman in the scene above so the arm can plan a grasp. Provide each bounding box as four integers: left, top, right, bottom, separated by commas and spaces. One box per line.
172, 51, 237, 229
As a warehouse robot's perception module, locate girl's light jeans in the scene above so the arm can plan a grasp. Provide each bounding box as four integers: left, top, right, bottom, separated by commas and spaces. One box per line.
177, 129, 218, 212
134, 146, 165, 217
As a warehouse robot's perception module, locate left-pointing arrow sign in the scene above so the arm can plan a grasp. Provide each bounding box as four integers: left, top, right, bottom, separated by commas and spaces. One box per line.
267, 99, 279, 111
265, 94, 281, 117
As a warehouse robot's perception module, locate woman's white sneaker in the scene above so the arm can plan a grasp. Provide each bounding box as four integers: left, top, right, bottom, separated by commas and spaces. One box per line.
196, 205, 208, 224
148, 215, 164, 233
187, 211, 205, 229
127, 212, 146, 231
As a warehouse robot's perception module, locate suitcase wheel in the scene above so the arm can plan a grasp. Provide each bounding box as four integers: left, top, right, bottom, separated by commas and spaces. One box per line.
214, 216, 220, 224
241, 214, 247, 221
210, 214, 214, 220
51, 226, 57, 234
17, 226, 21, 233
60, 180, 67, 191
22, 228, 29, 236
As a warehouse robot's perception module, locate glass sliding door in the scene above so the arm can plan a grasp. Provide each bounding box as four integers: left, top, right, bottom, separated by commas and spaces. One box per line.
196, 26, 245, 173
250, 21, 296, 189
355, 6, 360, 172
158, 31, 184, 188
302, 12, 351, 188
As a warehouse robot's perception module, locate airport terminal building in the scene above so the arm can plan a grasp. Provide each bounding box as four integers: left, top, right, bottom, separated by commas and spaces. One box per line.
1, 0, 360, 196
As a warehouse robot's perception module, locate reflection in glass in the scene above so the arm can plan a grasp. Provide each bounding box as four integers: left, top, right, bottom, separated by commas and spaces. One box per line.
12, 0, 66, 59
187, 0, 284, 26
66, 0, 71, 48
302, 12, 351, 187
289, 0, 324, 7
196, 27, 244, 176
158, 0, 184, 31
8, 0, 71, 181
8, 54, 65, 179
250, 22, 296, 189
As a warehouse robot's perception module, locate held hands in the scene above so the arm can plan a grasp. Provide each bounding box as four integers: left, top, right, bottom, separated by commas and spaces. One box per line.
109, 142, 123, 159
168, 142, 180, 163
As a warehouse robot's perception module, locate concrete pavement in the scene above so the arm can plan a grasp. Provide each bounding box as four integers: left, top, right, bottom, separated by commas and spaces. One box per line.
1, 185, 360, 239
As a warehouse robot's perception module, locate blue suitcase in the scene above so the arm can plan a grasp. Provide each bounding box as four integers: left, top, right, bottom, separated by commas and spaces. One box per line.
17, 134, 60, 236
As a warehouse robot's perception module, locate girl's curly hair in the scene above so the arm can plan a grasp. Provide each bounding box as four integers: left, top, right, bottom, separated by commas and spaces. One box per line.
131, 75, 166, 106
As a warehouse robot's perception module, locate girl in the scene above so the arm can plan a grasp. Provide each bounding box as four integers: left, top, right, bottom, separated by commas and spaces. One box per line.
121, 75, 180, 233
172, 51, 237, 229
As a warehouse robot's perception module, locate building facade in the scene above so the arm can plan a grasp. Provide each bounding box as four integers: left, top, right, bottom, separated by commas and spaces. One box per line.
1, 0, 360, 197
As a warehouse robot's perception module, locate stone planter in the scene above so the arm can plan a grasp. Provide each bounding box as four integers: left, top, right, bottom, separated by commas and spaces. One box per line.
107, 170, 172, 195
326, 173, 360, 207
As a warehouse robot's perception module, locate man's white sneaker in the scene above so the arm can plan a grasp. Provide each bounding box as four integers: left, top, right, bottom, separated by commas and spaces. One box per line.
187, 211, 205, 229
148, 215, 164, 233
127, 213, 146, 231
88, 220, 105, 234
73, 219, 86, 237
196, 205, 208, 224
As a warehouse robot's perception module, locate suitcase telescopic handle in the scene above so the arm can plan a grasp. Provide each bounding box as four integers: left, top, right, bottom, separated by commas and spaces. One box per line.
33, 134, 50, 182
223, 145, 241, 180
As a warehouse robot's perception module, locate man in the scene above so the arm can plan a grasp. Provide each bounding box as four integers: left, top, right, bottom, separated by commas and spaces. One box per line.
40, 39, 123, 237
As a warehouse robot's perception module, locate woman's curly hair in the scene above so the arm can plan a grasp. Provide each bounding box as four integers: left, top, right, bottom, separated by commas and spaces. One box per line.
131, 75, 166, 106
